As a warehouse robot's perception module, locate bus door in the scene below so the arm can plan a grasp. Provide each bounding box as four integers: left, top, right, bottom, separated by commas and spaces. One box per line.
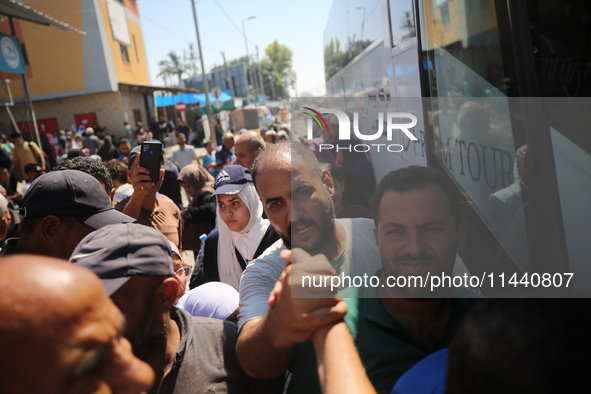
415, 0, 590, 295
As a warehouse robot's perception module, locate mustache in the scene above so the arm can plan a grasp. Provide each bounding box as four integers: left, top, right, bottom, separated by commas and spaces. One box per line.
285, 218, 317, 249
393, 251, 439, 264
290, 218, 317, 230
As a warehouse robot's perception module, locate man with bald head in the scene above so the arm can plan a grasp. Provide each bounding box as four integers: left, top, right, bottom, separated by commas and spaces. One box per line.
216, 132, 236, 171
237, 140, 381, 392
234, 130, 265, 171
0, 255, 154, 394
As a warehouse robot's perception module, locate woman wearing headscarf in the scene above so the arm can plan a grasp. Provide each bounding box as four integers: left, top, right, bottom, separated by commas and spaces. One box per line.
177, 163, 216, 254
177, 282, 240, 323
199, 165, 279, 291
177, 163, 215, 207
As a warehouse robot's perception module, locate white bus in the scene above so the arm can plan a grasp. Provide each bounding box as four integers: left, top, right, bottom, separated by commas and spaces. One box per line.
319, 0, 591, 295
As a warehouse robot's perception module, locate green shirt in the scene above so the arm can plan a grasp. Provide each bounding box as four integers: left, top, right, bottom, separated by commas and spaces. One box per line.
341, 285, 480, 394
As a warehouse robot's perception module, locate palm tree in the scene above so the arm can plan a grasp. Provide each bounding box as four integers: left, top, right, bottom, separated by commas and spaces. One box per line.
158, 51, 187, 86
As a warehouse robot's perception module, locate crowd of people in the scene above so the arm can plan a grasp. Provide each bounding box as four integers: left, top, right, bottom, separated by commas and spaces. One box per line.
0, 114, 585, 394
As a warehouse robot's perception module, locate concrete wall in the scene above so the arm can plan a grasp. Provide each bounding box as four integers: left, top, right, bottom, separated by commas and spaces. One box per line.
0, 91, 148, 139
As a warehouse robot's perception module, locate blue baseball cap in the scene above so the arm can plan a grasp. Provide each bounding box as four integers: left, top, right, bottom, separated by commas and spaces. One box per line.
70, 223, 174, 296
211, 165, 252, 197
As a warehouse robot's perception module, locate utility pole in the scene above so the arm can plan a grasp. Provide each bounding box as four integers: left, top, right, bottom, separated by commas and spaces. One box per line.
9, 17, 41, 148
242, 16, 256, 103
268, 74, 277, 100
188, 43, 199, 76
255, 45, 265, 103
250, 54, 260, 103
190, 0, 215, 144
222, 51, 236, 98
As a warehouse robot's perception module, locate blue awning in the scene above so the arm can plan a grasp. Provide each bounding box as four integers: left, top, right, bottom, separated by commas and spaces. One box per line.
155, 89, 233, 107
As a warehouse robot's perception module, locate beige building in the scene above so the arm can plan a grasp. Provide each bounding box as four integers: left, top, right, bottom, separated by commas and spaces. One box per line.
0, 0, 156, 138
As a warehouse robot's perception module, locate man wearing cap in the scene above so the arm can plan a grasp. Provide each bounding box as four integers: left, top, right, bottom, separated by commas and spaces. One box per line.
0, 169, 134, 258
71, 223, 281, 394
83, 127, 101, 155
115, 145, 182, 247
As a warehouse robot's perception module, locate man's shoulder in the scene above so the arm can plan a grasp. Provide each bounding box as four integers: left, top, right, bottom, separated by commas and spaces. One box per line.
238, 239, 286, 331
114, 196, 131, 211
189, 315, 239, 336
157, 194, 180, 211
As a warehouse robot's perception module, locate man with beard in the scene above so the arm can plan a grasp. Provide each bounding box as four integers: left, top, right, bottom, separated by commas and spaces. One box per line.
236, 141, 381, 393
340, 166, 478, 392
71, 223, 280, 394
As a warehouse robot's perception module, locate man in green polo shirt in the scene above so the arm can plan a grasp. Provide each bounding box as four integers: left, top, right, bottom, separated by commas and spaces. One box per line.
341, 166, 480, 393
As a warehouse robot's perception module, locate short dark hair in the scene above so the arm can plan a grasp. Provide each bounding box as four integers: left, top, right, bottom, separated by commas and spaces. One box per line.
105, 159, 128, 185
119, 138, 130, 146
252, 140, 290, 187
9, 132, 21, 140
371, 166, 461, 227
24, 162, 42, 175
252, 140, 321, 188
58, 156, 113, 192
247, 135, 265, 155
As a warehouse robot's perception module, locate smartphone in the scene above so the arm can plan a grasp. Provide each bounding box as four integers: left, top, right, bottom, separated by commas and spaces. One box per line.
140, 141, 163, 183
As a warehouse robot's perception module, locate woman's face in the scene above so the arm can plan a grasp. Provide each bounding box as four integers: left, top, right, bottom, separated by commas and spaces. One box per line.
217, 193, 251, 232
180, 182, 197, 198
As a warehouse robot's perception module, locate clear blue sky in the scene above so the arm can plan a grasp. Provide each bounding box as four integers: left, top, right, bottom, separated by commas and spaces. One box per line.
138, 0, 334, 96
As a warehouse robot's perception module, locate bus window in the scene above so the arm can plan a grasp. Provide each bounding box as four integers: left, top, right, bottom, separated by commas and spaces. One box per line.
389, 0, 416, 47
418, 0, 531, 271
324, 0, 383, 81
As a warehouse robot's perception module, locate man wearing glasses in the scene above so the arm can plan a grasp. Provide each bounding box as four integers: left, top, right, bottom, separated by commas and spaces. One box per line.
170, 240, 192, 303
71, 223, 281, 394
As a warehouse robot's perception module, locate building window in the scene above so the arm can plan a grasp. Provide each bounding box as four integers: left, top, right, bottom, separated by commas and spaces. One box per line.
132, 35, 140, 63
440, 4, 450, 25
133, 109, 142, 125
120, 43, 130, 63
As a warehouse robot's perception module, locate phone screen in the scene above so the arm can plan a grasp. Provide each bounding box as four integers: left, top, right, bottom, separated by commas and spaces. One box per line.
140, 142, 163, 183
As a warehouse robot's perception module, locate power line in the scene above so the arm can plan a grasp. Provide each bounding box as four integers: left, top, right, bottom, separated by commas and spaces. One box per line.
142, 15, 192, 43
142, 14, 218, 56
213, 0, 257, 47
207, 55, 223, 72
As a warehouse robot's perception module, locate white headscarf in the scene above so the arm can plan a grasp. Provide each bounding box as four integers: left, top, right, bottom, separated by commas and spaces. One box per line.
217, 182, 270, 290
177, 282, 239, 320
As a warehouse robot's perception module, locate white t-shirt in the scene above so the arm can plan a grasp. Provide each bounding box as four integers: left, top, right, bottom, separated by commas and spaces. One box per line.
237, 218, 381, 331
171, 147, 198, 170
